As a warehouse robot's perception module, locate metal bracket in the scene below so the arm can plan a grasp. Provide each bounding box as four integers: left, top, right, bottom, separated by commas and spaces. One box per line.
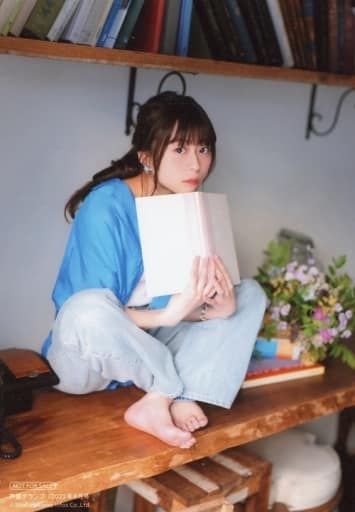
125, 67, 187, 135
305, 84, 355, 139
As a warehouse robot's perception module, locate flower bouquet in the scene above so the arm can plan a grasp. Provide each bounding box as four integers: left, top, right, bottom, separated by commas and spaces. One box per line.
255, 239, 355, 368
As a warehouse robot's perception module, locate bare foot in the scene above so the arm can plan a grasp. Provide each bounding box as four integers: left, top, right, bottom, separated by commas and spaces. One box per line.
170, 400, 208, 432
124, 392, 196, 449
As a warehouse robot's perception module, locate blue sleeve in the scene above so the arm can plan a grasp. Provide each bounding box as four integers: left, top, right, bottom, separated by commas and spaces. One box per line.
53, 185, 142, 310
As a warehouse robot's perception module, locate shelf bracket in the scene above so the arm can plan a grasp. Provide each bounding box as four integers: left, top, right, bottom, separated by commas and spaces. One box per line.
125, 67, 187, 135
305, 84, 355, 139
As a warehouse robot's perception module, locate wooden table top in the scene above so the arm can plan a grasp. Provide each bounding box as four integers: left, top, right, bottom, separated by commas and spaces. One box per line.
1, 356, 355, 512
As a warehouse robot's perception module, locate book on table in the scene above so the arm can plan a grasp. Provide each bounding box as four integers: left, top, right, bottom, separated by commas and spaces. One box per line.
135, 191, 240, 298
242, 356, 325, 389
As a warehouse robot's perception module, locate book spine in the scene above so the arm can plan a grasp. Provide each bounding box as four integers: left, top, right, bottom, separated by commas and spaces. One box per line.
47, 0, 81, 41
193, 0, 230, 60
343, 0, 354, 73
21, 0, 66, 40
97, 0, 123, 47
337, 0, 346, 73
209, 0, 246, 62
159, 0, 181, 54
278, 0, 303, 67
289, 0, 308, 68
77, 0, 114, 46
328, 0, 339, 72
61, 0, 96, 43
314, 0, 329, 70
104, 0, 132, 48
352, 0, 355, 73
303, 0, 317, 69
254, 0, 283, 66
114, 0, 144, 49
238, 0, 270, 64
265, 0, 294, 67
225, 0, 257, 64
175, 0, 193, 56
0, 0, 25, 36
10, 0, 38, 36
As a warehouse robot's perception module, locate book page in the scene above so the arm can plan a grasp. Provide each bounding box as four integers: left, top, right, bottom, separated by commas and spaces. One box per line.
136, 192, 240, 297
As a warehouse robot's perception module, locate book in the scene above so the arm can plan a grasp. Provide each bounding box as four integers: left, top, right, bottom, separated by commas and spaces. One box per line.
238, 0, 270, 64
314, 0, 329, 70
76, 0, 114, 46
225, 0, 258, 64
159, 0, 181, 54
328, 0, 339, 72
187, 4, 212, 59
343, 0, 354, 74
209, 0, 246, 62
21, 0, 66, 40
0, 0, 25, 36
46, 0, 81, 41
97, 0, 132, 49
114, 0, 144, 49
135, 192, 240, 298
303, 0, 317, 69
253, 337, 302, 360
242, 356, 325, 389
60, 0, 96, 43
128, 0, 166, 53
9, 0, 38, 36
265, 0, 294, 67
193, 0, 230, 60
175, 0, 193, 56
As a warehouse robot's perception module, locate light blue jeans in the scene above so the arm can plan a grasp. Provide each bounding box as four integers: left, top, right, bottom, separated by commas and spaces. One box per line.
47, 279, 266, 408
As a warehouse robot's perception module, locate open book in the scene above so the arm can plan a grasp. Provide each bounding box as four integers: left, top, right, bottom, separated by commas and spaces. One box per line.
135, 192, 240, 297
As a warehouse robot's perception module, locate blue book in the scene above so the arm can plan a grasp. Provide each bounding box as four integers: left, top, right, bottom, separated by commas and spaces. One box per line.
97, 0, 122, 47
175, 0, 193, 56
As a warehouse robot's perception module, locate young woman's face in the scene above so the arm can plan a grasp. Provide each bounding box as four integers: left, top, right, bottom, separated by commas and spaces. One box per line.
155, 138, 213, 195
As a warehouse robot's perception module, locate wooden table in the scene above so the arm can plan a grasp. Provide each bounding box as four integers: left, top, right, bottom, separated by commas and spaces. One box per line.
1, 356, 355, 512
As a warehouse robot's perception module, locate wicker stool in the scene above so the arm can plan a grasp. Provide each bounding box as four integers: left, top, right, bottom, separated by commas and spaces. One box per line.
127, 446, 272, 512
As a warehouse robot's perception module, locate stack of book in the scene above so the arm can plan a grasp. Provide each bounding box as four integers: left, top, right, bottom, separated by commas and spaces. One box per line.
0, 1, 354, 73
242, 336, 325, 388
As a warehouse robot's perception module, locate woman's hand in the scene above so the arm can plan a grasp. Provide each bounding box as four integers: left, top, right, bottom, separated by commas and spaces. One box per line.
161, 256, 216, 326
203, 256, 236, 319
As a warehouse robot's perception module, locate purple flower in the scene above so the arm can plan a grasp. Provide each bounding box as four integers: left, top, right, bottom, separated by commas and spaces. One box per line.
345, 310, 353, 319
338, 312, 348, 331
278, 321, 289, 331
341, 330, 351, 339
270, 306, 280, 321
335, 303, 343, 312
280, 304, 291, 316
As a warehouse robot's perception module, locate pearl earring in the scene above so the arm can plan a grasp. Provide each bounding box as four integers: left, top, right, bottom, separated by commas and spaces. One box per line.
143, 165, 153, 174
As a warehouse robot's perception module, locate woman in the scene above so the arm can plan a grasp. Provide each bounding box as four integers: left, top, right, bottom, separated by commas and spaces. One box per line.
43, 92, 266, 449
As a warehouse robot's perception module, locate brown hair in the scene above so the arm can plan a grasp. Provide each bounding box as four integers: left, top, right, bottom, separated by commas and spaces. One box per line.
64, 91, 216, 220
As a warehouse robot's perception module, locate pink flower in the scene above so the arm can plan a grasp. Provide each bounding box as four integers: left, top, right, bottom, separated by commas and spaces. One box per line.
320, 328, 333, 343
313, 307, 328, 323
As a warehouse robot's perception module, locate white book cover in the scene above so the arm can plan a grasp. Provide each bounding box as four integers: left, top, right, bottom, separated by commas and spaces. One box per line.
265, 0, 294, 68
77, 0, 114, 45
9, 0, 37, 36
61, 0, 96, 43
47, 0, 81, 41
136, 192, 240, 297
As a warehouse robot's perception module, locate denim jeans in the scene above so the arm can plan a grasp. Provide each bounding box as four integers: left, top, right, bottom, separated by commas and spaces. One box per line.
47, 279, 266, 408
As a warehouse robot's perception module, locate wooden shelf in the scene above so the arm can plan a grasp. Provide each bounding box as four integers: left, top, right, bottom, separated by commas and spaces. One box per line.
1, 36, 355, 88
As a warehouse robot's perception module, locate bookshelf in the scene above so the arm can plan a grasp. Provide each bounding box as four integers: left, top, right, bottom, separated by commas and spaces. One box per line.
1, 36, 355, 89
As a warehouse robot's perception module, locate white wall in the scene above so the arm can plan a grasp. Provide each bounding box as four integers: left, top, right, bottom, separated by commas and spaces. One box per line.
1, 55, 354, 355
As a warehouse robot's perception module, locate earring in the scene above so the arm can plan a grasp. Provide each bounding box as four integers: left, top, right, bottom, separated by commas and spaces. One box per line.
143, 165, 153, 174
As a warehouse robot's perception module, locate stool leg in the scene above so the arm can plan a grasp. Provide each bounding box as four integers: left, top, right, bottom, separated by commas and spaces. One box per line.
134, 493, 156, 512
89, 488, 117, 512
220, 501, 234, 512
252, 464, 272, 512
